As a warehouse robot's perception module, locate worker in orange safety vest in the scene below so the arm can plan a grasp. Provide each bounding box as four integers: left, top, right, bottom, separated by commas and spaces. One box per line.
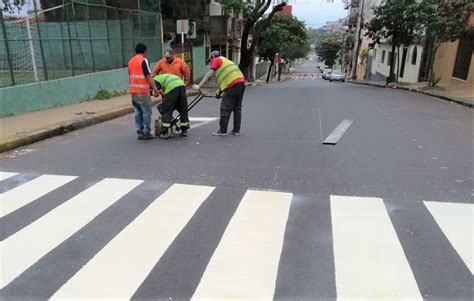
128, 43, 159, 140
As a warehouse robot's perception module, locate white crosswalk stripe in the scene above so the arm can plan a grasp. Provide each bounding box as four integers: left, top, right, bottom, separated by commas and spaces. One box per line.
331, 195, 422, 300
0, 174, 77, 217
424, 201, 474, 274
0, 178, 142, 289
192, 190, 292, 299
0, 171, 18, 181
52, 184, 214, 300
1, 171, 472, 299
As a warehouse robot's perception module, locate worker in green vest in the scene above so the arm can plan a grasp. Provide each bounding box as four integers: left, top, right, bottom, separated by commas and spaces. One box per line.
154, 73, 189, 139
193, 51, 246, 136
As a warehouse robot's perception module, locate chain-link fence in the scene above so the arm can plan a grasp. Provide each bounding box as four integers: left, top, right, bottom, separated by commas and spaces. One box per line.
0, 0, 162, 88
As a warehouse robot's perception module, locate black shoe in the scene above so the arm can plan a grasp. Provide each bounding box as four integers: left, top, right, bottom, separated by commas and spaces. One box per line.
139, 132, 154, 140
160, 132, 170, 139
137, 130, 144, 135
211, 131, 227, 136
230, 131, 240, 136
180, 130, 188, 137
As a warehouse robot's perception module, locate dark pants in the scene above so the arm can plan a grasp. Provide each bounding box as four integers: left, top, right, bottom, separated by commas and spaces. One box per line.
220, 82, 245, 133
158, 86, 189, 133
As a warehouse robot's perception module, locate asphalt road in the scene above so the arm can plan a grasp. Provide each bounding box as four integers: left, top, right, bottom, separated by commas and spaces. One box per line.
1, 61, 473, 300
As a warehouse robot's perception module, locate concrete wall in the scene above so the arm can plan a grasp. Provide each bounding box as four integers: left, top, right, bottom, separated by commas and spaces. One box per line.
0, 68, 129, 117
371, 42, 422, 83
433, 40, 474, 87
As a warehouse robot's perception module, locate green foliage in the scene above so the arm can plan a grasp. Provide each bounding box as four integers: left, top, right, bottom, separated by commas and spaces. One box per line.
95, 89, 128, 100
220, 0, 253, 15
430, 73, 442, 87
308, 27, 345, 49
421, 0, 473, 45
366, 0, 472, 85
95, 90, 113, 100
316, 37, 342, 68
360, 48, 369, 63
366, 0, 424, 46
421, 0, 473, 86
257, 14, 309, 61
365, 0, 424, 81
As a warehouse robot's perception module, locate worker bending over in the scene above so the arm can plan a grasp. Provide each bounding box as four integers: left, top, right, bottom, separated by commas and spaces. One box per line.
154, 74, 189, 139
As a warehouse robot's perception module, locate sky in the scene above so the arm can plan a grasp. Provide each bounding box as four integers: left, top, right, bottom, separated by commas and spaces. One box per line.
288, 0, 348, 28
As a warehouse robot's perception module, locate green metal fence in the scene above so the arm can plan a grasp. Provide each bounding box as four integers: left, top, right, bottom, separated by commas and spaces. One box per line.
0, 0, 162, 87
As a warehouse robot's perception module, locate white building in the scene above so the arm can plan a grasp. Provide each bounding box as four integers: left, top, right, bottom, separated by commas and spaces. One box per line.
370, 41, 423, 83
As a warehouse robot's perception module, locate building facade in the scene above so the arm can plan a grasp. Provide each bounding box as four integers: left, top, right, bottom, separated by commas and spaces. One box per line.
369, 42, 424, 83
432, 14, 474, 89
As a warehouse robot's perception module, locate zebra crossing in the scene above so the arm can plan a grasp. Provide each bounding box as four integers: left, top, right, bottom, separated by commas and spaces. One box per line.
0, 171, 472, 300
289, 72, 321, 79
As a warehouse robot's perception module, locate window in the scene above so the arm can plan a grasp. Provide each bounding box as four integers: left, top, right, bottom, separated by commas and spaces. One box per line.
453, 35, 474, 80
381, 50, 386, 64
411, 47, 418, 65
387, 52, 393, 66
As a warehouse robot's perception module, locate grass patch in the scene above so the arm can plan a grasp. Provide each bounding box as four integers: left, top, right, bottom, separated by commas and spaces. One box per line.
94, 89, 129, 100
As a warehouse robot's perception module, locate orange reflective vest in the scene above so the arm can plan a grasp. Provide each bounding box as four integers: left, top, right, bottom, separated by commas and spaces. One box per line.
128, 54, 150, 94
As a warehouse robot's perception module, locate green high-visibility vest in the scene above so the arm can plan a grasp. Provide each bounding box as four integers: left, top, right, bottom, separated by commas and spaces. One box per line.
154, 74, 184, 94
215, 57, 244, 91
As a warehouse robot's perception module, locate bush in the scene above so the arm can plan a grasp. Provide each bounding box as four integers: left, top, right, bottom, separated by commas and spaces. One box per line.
95, 89, 113, 100
430, 74, 442, 87
95, 89, 128, 100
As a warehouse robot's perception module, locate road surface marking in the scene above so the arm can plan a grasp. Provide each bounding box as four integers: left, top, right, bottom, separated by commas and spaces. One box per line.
330, 195, 422, 300
0, 175, 77, 217
323, 119, 353, 145
0, 172, 18, 181
189, 117, 218, 129
0, 178, 142, 289
424, 201, 474, 274
51, 184, 214, 300
192, 190, 292, 300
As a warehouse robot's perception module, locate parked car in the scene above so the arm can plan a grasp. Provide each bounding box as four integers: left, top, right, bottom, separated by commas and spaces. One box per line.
322, 69, 333, 80
329, 70, 345, 82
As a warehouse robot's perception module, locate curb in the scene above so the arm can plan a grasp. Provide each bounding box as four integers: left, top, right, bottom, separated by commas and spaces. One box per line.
348, 80, 473, 108
0, 90, 201, 153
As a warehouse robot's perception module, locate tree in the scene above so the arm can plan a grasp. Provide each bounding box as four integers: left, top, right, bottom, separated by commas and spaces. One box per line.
420, 0, 473, 86
317, 37, 341, 68
365, 0, 423, 83
257, 14, 308, 82
221, 0, 286, 79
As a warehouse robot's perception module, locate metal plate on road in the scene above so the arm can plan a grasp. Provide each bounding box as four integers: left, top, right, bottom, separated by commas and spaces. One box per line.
323, 119, 353, 145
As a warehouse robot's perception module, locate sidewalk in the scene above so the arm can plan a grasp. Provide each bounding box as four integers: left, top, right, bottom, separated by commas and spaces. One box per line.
0, 89, 199, 153
349, 79, 474, 108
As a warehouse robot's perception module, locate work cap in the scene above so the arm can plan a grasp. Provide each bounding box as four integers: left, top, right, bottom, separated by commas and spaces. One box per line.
207, 50, 220, 62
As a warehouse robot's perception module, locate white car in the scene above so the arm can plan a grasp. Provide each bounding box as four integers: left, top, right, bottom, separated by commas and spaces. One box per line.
329, 70, 345, 82
322, 69, 333, 80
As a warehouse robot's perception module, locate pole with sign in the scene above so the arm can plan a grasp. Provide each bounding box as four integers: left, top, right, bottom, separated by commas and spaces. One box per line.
176, 19, 189, 60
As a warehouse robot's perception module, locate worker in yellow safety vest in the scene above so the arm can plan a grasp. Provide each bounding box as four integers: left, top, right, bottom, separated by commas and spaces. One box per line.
154, 74, 189, 139
193, 51, 246, 136
128, 43, 159, 140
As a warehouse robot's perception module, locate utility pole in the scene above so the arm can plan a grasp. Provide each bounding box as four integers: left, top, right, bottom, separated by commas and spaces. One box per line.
351, 0, 365, 80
